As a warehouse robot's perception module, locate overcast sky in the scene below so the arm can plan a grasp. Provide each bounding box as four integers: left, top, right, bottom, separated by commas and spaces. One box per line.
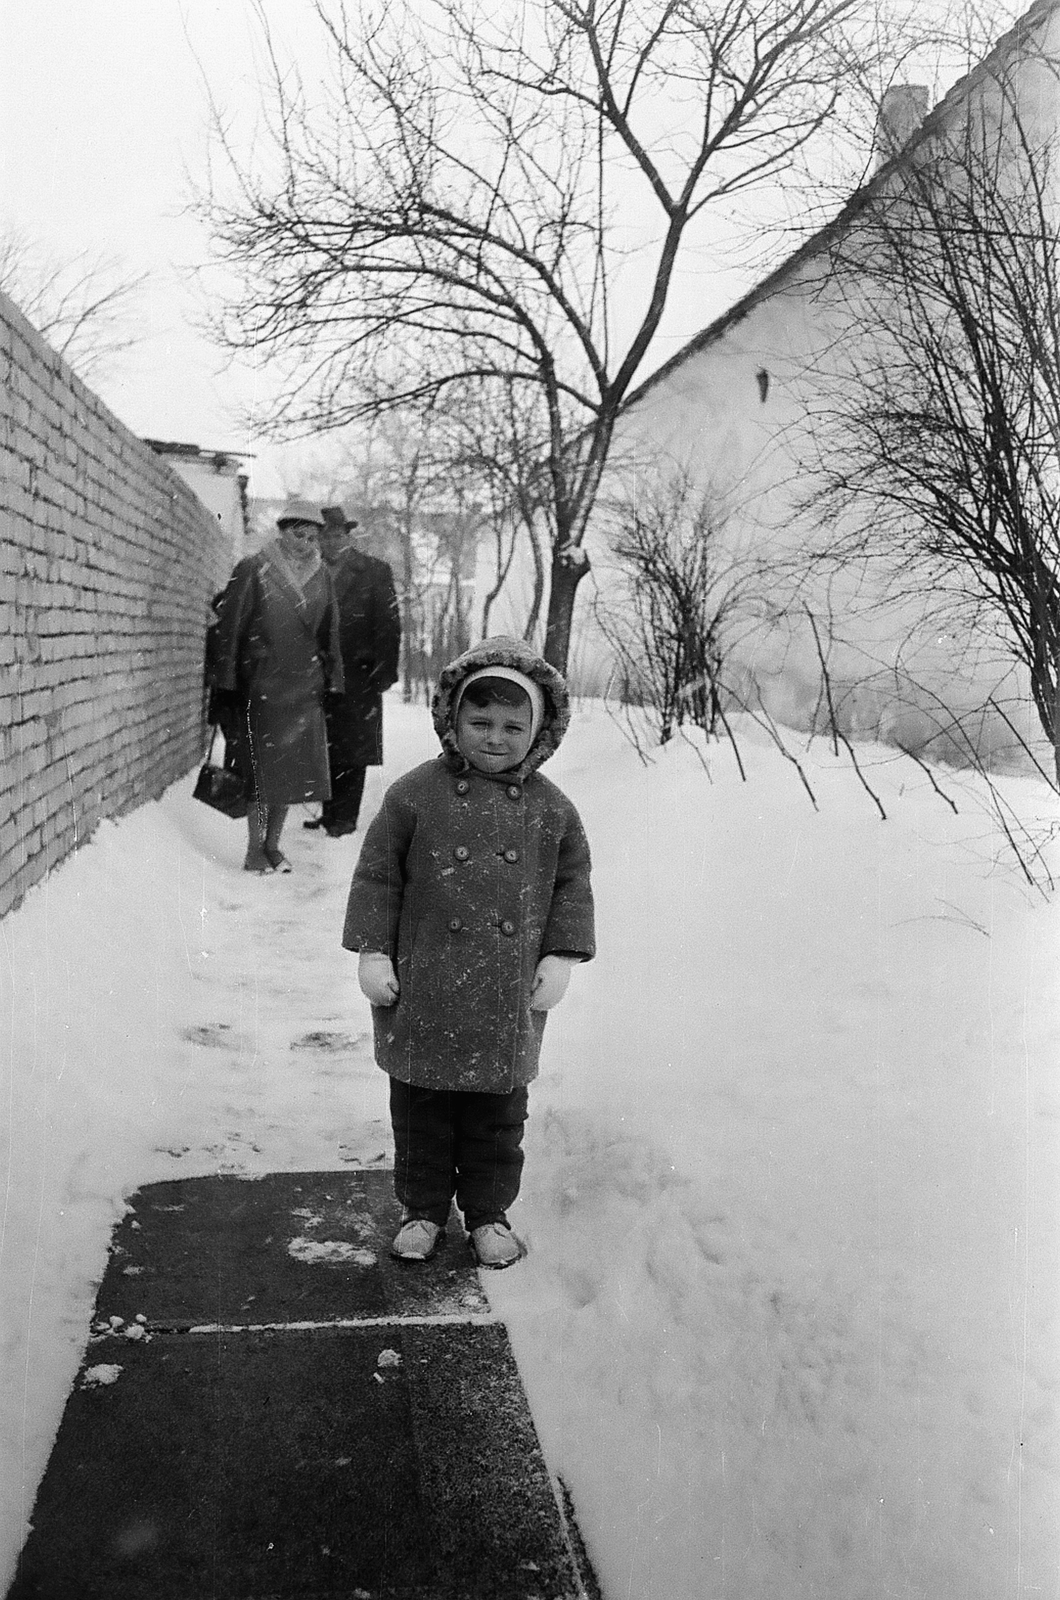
0, 3, 316, 494
0, 1, 1012, 500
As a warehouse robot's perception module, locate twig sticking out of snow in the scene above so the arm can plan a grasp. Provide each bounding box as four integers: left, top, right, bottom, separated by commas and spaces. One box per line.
896, 745, 960, 814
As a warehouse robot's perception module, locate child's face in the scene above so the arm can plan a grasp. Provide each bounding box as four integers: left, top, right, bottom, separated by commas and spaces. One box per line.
455, 697, 534, 773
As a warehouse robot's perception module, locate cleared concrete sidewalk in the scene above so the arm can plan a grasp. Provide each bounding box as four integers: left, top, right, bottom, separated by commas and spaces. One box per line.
9, 1169, 600, 1600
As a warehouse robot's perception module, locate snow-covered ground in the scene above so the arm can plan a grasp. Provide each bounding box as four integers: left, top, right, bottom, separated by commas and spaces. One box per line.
2, 696, 1057, 1598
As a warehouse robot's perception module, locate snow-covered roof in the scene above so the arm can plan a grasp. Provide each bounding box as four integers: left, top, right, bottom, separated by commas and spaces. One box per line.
145, 438, 253, 467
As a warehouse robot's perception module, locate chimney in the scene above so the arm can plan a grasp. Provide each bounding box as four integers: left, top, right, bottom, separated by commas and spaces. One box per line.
875, 84, 930, 168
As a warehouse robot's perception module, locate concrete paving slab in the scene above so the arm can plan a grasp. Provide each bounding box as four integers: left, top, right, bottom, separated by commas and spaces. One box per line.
9, 1172, 600, 1600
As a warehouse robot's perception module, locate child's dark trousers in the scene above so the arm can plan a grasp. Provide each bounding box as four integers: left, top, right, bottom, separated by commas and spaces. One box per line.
389, 1078, 528, 1231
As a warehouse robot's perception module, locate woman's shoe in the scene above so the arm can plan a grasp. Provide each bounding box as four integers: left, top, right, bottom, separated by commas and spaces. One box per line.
264, 847, 292, 873
243, 853, 274, 873
391, 1219, 443, 1261
469, 1222, 523, 1269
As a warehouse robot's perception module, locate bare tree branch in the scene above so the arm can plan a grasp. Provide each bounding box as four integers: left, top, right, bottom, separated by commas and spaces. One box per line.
0, 226, 147, 381
201, 0, 918, 668
801, 39, 1060, 781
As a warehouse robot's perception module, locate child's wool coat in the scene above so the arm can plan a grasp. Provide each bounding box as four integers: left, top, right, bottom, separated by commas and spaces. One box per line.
342, 637, 595, 1093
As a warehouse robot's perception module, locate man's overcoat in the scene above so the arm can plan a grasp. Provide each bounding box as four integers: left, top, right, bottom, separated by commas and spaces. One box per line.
342, 637, 595, 1093
326, 546, 401, 769
210, 550, 344, 806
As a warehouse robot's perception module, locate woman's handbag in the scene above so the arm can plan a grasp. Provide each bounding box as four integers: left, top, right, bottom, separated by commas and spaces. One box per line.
193, 727, 248, 819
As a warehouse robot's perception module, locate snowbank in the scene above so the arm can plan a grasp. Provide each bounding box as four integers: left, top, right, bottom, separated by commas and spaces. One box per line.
1, 698, 1057, 1598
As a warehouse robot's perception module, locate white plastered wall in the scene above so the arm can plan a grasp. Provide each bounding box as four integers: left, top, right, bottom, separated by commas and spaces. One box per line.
475, 5, 1059, 764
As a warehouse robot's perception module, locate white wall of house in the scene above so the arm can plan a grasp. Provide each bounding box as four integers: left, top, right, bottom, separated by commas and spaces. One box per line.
591, 265, 1037, 760
475, 1, 1059, 764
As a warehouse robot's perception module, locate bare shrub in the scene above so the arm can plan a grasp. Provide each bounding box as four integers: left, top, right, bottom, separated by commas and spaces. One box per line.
595, 474, 755, 745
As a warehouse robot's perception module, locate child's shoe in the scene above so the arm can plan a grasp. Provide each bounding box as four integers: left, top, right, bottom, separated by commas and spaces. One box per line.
391, 1218, 443, 1261
469, 1221, 523, 1269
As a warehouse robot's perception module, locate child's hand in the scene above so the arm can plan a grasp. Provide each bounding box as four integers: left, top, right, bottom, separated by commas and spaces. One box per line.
359, 951, 399, 1007
530, 954, 575, 1011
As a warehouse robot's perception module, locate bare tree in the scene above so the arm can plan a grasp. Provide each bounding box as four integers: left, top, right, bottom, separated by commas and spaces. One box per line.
204, 0, 915, 672
595, 470, 756, 742
293, 412, 487, 695
802, 42, 1060, 780
424, 376, 552, 640
0, 226, 146, 382
334, 420, 443, 701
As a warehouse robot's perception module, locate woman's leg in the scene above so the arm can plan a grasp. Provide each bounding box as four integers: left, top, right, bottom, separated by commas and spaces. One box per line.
263, 805, 291, 870
244, 800, 271, 872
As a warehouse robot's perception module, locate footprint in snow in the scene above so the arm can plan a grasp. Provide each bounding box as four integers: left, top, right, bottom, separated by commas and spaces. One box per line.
292, 1030, 366, 1053
339, 1148, 388, 1166
182, 1023, 245, 1050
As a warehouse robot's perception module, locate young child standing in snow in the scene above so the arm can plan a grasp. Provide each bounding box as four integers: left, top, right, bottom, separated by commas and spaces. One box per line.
342, 637, 595, 1268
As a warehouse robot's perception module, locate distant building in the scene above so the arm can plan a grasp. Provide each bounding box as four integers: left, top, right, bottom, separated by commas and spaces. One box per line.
145, 440, 250, 558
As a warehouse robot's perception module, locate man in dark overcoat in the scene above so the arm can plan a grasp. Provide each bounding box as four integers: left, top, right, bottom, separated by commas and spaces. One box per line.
304, 504, 401, 837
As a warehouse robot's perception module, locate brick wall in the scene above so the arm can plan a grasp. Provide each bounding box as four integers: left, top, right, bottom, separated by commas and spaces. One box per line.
0, 291, 234, 917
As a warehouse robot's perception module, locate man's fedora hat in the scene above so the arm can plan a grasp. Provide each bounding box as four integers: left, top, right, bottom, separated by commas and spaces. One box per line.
321, 504, 360, 531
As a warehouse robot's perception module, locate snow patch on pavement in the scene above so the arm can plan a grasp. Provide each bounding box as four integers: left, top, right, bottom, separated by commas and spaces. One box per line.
79, 1366, 122, 1390
287, 1236, 377, 1267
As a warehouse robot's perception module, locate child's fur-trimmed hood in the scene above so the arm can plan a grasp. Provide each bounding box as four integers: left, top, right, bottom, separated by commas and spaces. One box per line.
432, 636, 570, 780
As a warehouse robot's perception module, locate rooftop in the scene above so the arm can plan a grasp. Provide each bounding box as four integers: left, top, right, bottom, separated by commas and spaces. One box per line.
623, 0, 1059, 411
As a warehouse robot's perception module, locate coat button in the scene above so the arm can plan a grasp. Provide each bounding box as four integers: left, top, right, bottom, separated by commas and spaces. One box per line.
506, 785, 521, 800
456, 780, 469, 795
448, 916, 463, 932
499, 919, 516, 936
503, 849, 519, 864
454, 845, 469, 861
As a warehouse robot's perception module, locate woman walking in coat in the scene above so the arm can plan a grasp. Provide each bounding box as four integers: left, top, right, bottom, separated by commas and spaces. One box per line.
342, 636, 594, 1268
210, 499, 344, 873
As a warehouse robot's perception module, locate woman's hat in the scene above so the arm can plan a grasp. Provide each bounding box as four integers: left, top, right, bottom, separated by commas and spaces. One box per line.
276, 498, 325, 528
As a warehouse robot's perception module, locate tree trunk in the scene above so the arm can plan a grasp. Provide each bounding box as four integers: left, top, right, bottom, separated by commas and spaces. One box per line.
401, 520, 416, 703
542, 546, 591, 673
522, 519, 546, 645
481, 517, 518, 639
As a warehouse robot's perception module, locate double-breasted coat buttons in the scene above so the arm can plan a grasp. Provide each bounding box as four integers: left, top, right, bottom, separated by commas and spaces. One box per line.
503, 848, 519, 864
448, 916, 463, 932
506, 784, 521, 800
499, 920, 517, 936
454, 845, 469, 860
455, 779, 470, 795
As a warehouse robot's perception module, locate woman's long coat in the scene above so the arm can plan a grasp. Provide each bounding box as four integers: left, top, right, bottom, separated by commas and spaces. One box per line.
210, 551, 344, 807
325, 546, 401, 771
342, 637, 595, 1094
